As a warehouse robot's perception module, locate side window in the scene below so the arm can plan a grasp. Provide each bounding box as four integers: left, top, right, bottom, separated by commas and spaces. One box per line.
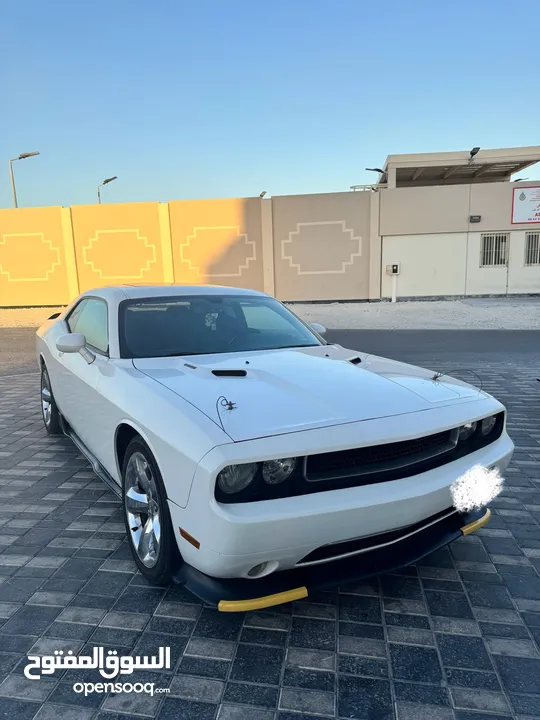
69, 299, 109, 354
66, 300, 87, 332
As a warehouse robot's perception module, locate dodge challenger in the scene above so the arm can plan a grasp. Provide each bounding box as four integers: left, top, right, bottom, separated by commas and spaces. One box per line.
36, 284, 513, 611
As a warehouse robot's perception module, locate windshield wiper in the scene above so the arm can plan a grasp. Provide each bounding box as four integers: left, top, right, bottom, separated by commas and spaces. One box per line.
156, 352, 210, 357
277, 344, 321, 349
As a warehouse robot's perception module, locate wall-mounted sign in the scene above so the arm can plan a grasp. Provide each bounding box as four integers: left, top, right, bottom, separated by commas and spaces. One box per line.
512, 186, 540, 224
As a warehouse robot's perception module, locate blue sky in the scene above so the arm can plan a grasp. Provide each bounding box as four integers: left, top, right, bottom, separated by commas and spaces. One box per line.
1, 0, 539, 208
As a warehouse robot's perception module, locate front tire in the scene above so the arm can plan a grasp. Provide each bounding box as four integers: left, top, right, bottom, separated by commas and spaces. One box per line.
40, 365, 61, 435
122, 437, 180, 585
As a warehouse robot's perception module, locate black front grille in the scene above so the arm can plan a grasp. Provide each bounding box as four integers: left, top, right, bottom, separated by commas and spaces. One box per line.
214, 412, 505, 504
306, 429, 456, 482
298, 507, 456, 564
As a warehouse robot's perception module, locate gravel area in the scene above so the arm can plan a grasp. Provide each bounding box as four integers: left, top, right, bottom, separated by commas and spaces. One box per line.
290, 297, 540, 330
0, 307, 64, 329
1, 296, 539, 330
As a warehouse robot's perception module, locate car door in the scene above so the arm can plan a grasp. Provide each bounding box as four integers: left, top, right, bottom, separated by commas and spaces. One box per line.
54, 297, 111, 458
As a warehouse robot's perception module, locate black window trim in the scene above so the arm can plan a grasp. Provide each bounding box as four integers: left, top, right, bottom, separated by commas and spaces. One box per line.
65, 295, 110, 358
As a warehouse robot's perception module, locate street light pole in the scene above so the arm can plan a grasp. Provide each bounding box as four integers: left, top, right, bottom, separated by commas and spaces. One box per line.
97, 176, 118, 204
9, 160, 18, 208
8, 152, 40, 208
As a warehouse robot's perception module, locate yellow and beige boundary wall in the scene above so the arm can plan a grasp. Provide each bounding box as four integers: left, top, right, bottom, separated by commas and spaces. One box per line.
0, 181, 538, 307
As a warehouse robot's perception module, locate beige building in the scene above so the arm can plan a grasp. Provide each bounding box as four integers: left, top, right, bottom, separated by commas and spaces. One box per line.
372, 146, 540, 301
0, 145, 539, 307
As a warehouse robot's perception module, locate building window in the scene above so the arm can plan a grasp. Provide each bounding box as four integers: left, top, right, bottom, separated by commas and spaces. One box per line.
480, 233, 509, 268
525, 232, 540, 266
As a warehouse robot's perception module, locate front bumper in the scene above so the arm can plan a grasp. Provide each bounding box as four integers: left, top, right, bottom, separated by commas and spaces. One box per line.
169, 431, 513, 579
173, 506, 491, 612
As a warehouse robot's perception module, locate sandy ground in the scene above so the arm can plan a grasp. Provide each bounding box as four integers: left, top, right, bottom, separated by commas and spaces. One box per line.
1, 296, 538, 331
0, 307, 64, 329
290, 296, 540, 330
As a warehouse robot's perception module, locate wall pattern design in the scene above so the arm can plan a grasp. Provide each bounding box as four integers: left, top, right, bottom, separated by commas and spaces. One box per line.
0, 197, 368, 306
0, 233, 61, 282
82, 229, 157, 281
281, 221, 362, 275
180, 226, 257, 278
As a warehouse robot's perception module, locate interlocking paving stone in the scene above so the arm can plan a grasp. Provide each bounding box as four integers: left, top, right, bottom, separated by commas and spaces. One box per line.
218, 706, 275, 720
2, 361, 540, 717
169, 674, 224, 702
338, 653, 389, 678
450, 687, 511, 714
283, 666, 336, 691
394, 681, 451, 706
436, 633, 494, 669
177, 655, 230, 680
396, 702, 454, 720
390, 643, 444, 683
338, 675, 393, 718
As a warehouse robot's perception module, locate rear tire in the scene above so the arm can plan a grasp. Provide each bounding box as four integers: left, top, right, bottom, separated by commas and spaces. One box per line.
122, 437, 180, 585
40, 365, 61, 435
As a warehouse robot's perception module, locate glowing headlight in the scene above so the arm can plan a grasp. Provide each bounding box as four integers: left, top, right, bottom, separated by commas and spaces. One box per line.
217, 463, 257, 494
262, 458, 297, 484
458, 422, 477, 442
481, 415, 497, 437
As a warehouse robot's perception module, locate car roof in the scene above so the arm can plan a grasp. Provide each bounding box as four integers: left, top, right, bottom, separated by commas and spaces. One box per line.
83, 284, 268, 302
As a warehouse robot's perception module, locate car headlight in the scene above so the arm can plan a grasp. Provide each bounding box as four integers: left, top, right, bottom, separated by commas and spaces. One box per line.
481, 415, 497, 437
458, 422, 477, 442
262, 457, 297, 484
217, 463, 258, 494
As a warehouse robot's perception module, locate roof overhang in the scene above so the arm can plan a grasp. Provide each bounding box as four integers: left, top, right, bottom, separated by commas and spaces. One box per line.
376, 146, 540, 187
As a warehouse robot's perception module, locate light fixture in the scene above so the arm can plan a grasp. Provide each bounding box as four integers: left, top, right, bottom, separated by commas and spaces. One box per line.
9, 151, 40, 208
458, 422, 477, 441
97, 176, 118, 204
216, 463, 258, 494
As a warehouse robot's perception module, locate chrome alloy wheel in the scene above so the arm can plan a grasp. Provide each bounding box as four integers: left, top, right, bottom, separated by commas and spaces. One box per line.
124, 452, 162, 568
41, 373, 52, 428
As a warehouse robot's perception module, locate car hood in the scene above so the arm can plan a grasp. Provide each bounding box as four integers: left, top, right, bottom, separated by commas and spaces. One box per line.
133, 345, 486, 442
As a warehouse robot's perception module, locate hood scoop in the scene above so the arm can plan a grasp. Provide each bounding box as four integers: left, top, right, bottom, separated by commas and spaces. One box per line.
211, 369, 247, 378
348, 357, 362, 365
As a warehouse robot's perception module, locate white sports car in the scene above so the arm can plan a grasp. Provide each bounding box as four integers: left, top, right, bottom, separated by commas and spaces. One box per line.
36, 284, 514, 612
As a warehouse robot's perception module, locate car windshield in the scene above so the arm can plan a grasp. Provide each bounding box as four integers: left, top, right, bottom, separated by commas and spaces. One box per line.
119, 294, 324, 359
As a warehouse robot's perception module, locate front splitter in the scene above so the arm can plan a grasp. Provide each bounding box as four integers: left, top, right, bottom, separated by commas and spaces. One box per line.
172, 507, 490, 612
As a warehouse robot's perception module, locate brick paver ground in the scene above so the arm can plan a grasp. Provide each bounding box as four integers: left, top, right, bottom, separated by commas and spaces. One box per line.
0, 365, 539, 719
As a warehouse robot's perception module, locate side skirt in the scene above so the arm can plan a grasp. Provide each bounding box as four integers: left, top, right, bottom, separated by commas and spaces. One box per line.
60, 415, 122, 499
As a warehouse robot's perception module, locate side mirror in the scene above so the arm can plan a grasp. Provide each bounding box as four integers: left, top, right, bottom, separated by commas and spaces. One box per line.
310, 323, 327, 335
56, 333, 95, 364
56, 333, 86, 353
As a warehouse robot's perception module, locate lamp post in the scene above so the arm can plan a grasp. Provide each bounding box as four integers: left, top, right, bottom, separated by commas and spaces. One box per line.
9, 152, 40, 208
97, 176, 117, 204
